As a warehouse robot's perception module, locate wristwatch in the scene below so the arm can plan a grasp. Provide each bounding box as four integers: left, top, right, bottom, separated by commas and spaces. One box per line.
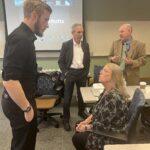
23, 105, 31, 113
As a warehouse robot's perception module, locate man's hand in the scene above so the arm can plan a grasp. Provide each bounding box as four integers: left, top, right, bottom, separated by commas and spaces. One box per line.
110, 56, 120, 63
24, 106, 34, 122
124, 57, 133, 65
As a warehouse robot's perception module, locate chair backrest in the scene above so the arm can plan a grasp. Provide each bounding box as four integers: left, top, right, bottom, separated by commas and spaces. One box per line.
126, 88, 145, 142
93, 65, 103, 83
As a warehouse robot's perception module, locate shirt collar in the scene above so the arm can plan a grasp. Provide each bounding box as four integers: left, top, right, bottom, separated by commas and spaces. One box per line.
122, 37, 132, 50
123, 37, 132, 45
126, 37, 132, 46
73, 39, 81, 46
20, 22, 37, 42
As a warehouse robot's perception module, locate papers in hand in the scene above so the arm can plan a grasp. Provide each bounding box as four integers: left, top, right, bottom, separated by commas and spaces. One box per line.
92, 83, 104, 97
93, 83, 104, 89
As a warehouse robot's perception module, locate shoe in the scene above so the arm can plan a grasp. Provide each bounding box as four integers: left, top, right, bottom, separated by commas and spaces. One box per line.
78, 111, 88, 119
63, 122, 71, 131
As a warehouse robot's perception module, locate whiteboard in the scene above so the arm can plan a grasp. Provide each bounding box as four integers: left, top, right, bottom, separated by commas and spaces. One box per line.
85, 21, 150, 56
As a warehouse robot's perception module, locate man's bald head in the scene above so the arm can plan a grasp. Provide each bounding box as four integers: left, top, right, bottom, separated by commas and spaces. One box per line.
119, 23, 132, 42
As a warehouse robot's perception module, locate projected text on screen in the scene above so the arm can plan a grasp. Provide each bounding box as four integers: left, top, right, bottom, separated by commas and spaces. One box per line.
4, 0, 83, 51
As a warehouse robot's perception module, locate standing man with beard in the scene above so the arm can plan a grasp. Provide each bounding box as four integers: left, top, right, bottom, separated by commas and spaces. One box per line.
58, 24, 90, 131
1, 0, 52, 149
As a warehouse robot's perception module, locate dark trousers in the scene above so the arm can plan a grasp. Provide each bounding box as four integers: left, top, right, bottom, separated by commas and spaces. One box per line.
1, 92, 37, 150
63, 69, 87, 121
72, 131, 90, 150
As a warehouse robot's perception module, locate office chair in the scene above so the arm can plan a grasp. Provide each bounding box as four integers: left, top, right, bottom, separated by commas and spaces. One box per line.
93, 65, 103, 83
92, 88, 145, 143
138, 103, 150, 140
36, 71, 64, 129
36, 95, 62, 128
88, 65, 103, 86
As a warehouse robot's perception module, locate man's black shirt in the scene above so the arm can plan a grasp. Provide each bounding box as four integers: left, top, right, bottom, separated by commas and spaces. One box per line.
2, 23, 38, 99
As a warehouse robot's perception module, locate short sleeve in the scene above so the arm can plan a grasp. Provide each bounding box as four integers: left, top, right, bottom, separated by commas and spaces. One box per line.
3, 38, 30, 80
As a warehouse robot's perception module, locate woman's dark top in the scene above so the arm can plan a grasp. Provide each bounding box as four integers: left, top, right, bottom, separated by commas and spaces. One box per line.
86, 89, 129, 150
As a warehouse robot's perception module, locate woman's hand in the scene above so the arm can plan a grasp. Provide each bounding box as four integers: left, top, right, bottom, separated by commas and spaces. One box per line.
76, 124, 87, 132
80, 114, 93, 125
24, 106, 34, 122
76, 124, 92, 132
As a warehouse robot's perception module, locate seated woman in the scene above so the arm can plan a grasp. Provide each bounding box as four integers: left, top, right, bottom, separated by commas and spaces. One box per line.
72, 63, 129, 150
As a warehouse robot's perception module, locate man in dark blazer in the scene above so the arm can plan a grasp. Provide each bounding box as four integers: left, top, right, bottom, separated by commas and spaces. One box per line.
58, 23, 90, 131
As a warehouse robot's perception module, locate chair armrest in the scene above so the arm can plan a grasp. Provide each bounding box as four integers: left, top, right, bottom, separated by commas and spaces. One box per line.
91, 130, 128, 142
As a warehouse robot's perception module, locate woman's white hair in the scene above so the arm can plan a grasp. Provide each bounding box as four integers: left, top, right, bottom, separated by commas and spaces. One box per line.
106, 63, 129, 99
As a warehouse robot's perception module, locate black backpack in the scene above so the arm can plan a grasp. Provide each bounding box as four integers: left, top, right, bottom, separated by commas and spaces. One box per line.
36, 71, 64, 97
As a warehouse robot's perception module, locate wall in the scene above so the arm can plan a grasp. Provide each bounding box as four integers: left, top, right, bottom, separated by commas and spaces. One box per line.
0, 21, 5, 58
84, 0, 150, 21
86, 21, 150, 56
0, 0, 3, 21
84, 0, 150, 56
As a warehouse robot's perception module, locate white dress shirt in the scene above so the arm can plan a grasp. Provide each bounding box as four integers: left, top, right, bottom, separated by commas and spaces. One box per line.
70, 40, 84, 69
